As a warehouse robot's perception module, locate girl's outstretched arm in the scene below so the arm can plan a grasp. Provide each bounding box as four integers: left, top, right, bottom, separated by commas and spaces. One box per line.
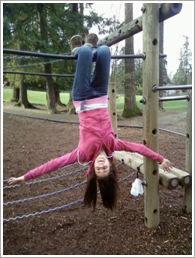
161, 158, 173, 173
115, 140, 173, 172
8, 176, 25, 186
7, 149, 79, 185
115, 140, 164, 163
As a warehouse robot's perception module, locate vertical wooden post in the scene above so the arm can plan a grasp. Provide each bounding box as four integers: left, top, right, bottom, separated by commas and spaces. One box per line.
184, 72, 192, 212
108, 82, 118, 139
159, 21, 164, 110
142, 3, 160, 228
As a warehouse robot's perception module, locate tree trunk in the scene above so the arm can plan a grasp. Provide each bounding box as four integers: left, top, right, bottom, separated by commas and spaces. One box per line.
17, 74, 34, 108
63, 88, 75, 114
64, 3, 78, 114
44, 63, 58, 113
79, 3, 84, 32
37, 3, 57, 114
16, 44, 35, 108
71, 3, 78, 12
11, 87, 19, 102
55, 91, 67, 107
123, 3, 141, 118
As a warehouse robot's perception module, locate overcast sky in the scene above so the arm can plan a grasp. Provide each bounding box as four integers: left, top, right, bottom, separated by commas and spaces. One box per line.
89, 2, 194, 78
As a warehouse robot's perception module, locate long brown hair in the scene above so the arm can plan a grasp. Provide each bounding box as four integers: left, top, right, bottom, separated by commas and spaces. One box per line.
84, 163, 119, 210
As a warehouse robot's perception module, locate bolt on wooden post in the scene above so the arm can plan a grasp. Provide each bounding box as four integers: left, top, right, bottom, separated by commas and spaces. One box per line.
142, 3, 160, 228
108, 82, 118, 139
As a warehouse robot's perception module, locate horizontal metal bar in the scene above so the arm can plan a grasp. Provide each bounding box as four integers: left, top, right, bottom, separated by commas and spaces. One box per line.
159, 53, 167, 58
159, 95, 190, 102
3, 49, 146, 60
153, 85, 192, 92
3, 71, 75, 77
3, 49, 76, 60
113, 54, 166, 59
111, 54, 145, 59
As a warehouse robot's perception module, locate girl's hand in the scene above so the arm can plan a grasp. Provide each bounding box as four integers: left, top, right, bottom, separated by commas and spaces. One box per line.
161, 158, 173, 173
8, 176, 25, 186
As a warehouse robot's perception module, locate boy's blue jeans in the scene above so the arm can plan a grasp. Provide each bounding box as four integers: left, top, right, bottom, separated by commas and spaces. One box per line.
72, 45, 111, 101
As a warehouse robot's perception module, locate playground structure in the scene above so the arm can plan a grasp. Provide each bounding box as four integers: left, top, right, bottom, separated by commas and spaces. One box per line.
3, 3, 192, 229
106, 3, 192, 228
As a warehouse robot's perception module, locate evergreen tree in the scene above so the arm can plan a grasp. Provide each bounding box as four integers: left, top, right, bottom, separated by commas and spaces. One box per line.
162, 58, 171, 85
172, 36, 192, 86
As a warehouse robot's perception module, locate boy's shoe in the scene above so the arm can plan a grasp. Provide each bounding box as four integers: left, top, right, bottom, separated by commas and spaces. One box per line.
70, 35, 82, 53
85, 33, 98, 48
78, 33, 86, 45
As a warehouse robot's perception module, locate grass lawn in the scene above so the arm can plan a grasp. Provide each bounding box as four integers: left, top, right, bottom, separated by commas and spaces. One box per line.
3, 89, 69, 105
3, 88, 187, 111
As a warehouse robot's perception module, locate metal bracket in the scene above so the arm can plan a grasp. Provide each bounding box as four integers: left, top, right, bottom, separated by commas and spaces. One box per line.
142, 179, 147, 186
187, 94, 191, 101
140, 97, 146, 104
136, 163, 144, 178
141, 5, 146, 13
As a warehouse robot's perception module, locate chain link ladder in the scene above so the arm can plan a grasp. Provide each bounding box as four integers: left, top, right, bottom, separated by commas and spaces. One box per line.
3, 162, 143, 223
3, 163, 88, 189
3, 198, 84, 223
4, 179, 87, 206
3, 59, 65, 70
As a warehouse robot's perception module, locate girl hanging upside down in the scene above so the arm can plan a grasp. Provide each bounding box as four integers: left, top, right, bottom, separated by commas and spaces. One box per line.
8, 33, 173, 210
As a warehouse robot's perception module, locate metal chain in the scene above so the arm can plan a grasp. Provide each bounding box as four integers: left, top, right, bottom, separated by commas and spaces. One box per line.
4, 179, 87, 206
3, 59, 65, 70
3, 51, 73, 70
3, 56, 42, 60
3, 163, 75, 184
3, 198, 84, 223
3, 162, 141, 223
3, 164, 87, 190
118, 170, 138, 183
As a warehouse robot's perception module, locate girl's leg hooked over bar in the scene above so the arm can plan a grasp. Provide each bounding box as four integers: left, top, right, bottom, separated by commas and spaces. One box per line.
72, 45, 93, 101
91, 45, 111, 96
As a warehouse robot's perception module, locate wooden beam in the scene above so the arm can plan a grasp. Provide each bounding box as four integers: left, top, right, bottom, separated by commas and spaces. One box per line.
98, 16, 142, 47
114, 151, 179, 190
142, 3, 160, 229
184, 72, 192, 212
108, 82, 118, 139
97, 3, 182, 47
160, 166, 191, 187
127, 152, 191, 187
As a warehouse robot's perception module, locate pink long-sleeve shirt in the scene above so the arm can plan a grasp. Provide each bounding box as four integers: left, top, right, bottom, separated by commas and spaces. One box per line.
24, 96, 164, 181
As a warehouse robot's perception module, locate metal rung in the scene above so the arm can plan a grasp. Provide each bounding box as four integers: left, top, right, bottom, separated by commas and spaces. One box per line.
153, 85, 192, 92
159, 95, 190, 102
